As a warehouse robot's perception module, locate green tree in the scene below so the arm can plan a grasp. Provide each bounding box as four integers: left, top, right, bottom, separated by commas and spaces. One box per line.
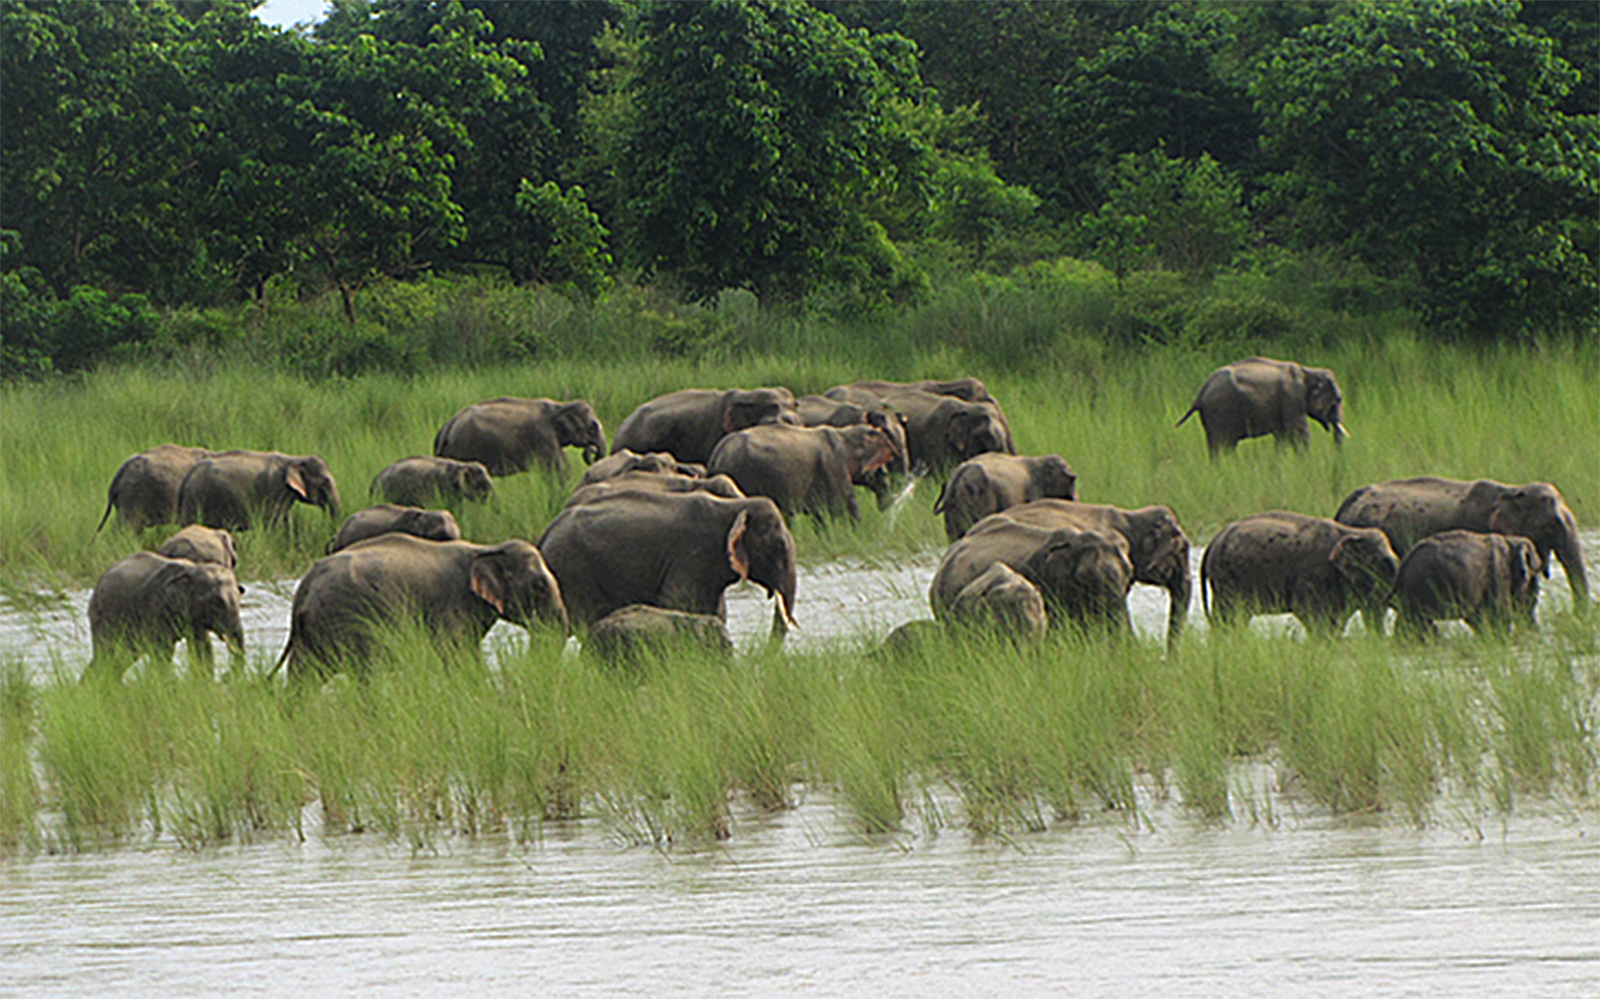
1085, 148, 1249, 282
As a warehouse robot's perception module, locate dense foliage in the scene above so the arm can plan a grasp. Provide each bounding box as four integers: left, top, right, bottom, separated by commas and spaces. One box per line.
2, 0, 1595, 376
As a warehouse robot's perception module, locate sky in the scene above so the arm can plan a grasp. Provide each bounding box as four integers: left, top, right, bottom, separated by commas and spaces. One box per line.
255, 0, 330, 29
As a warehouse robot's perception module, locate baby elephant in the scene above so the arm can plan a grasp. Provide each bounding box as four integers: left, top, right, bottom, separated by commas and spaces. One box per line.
1391, 530, 1542, 639
156, 525, 238, 568
934, 453, 1079, 541
327, 504, 462, 554
585, 604, 735, 671
945, 562, 1048, 640
371, 456, 494, 508
86, 552, 245, 682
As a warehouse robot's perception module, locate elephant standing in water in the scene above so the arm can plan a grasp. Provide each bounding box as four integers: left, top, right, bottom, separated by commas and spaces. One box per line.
934, 453, 1079, 541
370, 456, 494, 507
1334, 477, 1589, 610
1201, 511, 1400, 636
538, 489, 798, 633
97, 444, 213, 531
707, 422, 900, 521
1391, 530, 1542, 638
275, 535, 568, 680
86, 552, 245, 682
944, 562, 1049, 639
611, 388, 801, 466
433, 398, 606, 476
1176, 357, 1347, 456
178, 450, 341, 531
326, 504, 461, 554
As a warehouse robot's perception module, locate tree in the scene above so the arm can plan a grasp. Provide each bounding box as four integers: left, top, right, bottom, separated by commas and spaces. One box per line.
1085, 149, 1249, 283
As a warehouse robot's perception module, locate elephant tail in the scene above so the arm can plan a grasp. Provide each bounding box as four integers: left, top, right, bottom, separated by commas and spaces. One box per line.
1175, 401, 1200, 429
266, 636, 294, 680
95, 494, 115, 533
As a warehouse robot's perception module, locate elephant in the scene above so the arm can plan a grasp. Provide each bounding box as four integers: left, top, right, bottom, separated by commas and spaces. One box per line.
1334, 477, 1588, 609
997, 499, 1192, 645
327, 504, 462, 554
97, 444, 213, 531
370, 455, 494, 508
156, 525, 238, 569
933, 453, 1079, 541
1176, 357, 1348, 456
274, 535, 568, 679
611, 387, 801, 466
85, 552, 245, 682
584, 604, 735, 670
945, 562, 1048, 639
537, 489, 798, 633
829, 377, 1016, 453
824, 385, 1012, 475
706, 422, 900, 521
178, 450, 341, 531
563, 470, 745, 510
1390, 530, 1542, 638
578, 449, 707, 487
871, 619, 946, 662
931, 516, 1134, 635
1201, 512, 1400, 637
433, 397, 607, 476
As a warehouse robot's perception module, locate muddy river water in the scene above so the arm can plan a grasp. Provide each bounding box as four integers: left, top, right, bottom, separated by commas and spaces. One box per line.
3, 537, 1597, 996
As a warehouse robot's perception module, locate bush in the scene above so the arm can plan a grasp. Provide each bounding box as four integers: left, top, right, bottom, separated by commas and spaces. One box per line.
1105, 271, 1196, 345
1184, 295, 1298, 345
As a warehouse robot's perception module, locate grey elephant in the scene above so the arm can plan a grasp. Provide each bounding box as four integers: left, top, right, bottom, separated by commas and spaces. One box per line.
97, 444, 213, 531
933, 453, 1079, 541
825, 385, 1012, 475
1201, 511, 1400, 637
178, 450, 341, 531
945, 562, 1049, 639
538, 489, 798, 633
433, 397, 607, 476
931, 516, 1134, 635
1176, 357, 1348, 456
327, 504, 462, 554
1334, 477, 1588, 609
706, 422, 900, 521
1391, 530, 1542, 638
578, 449, 707, 487
370, 455, 494, 508
274, 535, 569, 680
85, 552, 245, 682
585, 604, 735, 670
611, 387, 801, 466
797, 395, 912, 475
156, 525, 238, 568
564, 470, 745, 510
830, 377, 1016, 452
999, 499, 1192, 645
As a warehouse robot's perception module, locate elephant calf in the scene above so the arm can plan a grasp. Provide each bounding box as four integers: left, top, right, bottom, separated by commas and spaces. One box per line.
1177, 357, 1347, 456
1201, 511, 1399, 637
945, 562, 1048, 640
86, 552, 245, 682
585, 604, 735, 671
578, 449, 707, 487
707, 422, 899, 521
327, 504, 462, 554
934, 453, 1078, 541
1391, 530, 1542, 639
156, 525, 238, 568
370, 456, 494, 508
564, 470, 745, 510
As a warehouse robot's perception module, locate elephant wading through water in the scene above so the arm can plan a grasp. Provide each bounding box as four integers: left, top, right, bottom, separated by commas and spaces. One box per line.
433, 398, 606, 476
86, 552, 245, 682
1391, 530, 1542, 638
537, 489, 798, 635
934, 453, 1079, 541
371, 456, 494, 508
98, 444, 213, 531
178, 450, 341, 531
274, 535, 568, 680
327, 504, 462, 554
611, 388, 801, 466
1176, 357, 1347, 456
1201, 511, 1400, 637
707, 423, 899, 522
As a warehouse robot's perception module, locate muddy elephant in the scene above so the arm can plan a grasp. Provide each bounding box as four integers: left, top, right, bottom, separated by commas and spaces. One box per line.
1176, 357, 1347, 456
178, 450, 341, 531
1334, 477, 1588, 609
564, 470, 745, 510
274, 535, 568, 679
85, 552, 245, 682
611, 387, 801, 466
156, 525, 238, 568
538, 489, 798, 633
1391, 530, 1542, 638
97, 444, 213, 531
934, 453, 1079, 542
370, 456, 494, 508
931, 517, 1134, 635
1201, 512, 1400, 637
578, 449, 707, 487
585, 604, 735, 670
945, 562, 1048, 639
433, 397, 606, 476
327, 504, 462, 554
999, 499, 1192, 645
706, 423, 899, 521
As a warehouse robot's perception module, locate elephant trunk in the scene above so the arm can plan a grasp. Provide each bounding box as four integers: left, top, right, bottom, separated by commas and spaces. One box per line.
1553, 533, 1590, 609
1165, 570, 1191, 647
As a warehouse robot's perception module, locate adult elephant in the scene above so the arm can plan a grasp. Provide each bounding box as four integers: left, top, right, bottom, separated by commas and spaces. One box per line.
85, 552, 245, 682
563, 470, 745, 510
1391, 530, 1542, 638
1201, 512, 1400, 637
999, 499, 1192, 646
371, 456, 494, 507
578, 449, 706, 487
706, 423, 899, 521
326, 504, 461, 554
156, 525, 238, 568
178, 450, 341, 531
1334, 477, 1588, 609
830, 377, 1016, 453
933, 453, 1079, 541
611, 387, 800, 466
538, 489, 798, 633
931, 516, 1134, 635
274, 535, 568, 680
1176, 357, 1348, 456
433, 397, 606, 476
824, 385, 1011, 475
97, 444, 213, 531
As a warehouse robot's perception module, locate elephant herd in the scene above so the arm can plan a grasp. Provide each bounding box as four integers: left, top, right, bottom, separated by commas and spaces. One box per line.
85, 359, 1590, 682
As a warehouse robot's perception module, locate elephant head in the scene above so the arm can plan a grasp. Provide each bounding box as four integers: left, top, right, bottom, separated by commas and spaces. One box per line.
468, 540, 569, 635
1124, 507, 1193, 641
727, 498, 798, 629
723, 388, 801, 434
949, 562, 1048, 638
1303, 365, 1348, 443
554, 401, 608, 465
1502, 536, 1543, 626
1023, 529, 1134, 632
286, 455, 342, 519
943, 401, 1011, 464
840, 425, 901, 486
1329, 527, 1401, 607
1487, 482, 1588, 604
863, 408, 911, 477
449, 459, 495, 502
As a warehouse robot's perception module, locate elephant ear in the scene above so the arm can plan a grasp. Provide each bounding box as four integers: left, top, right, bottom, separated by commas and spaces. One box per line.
470, 553, 507, 615
726, 509, 751, 581
284, 463, 310, 500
